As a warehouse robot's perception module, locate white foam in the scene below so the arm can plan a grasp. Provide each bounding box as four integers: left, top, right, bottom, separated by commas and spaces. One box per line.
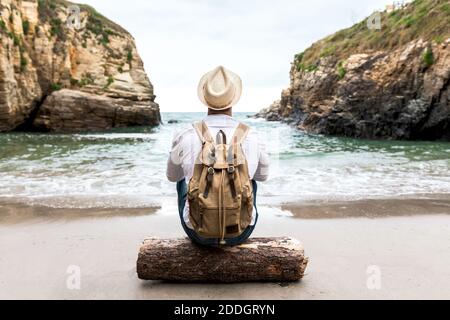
1, 112, 450, 208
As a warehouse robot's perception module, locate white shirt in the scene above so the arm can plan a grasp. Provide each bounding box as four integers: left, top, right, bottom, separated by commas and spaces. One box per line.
166, 114, 269, 228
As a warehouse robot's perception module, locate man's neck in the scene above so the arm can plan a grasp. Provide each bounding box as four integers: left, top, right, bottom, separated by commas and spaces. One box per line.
207, 108, 232, 117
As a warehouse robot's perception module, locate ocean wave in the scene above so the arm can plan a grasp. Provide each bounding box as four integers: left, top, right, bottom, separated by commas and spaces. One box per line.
0, 112, 449, 208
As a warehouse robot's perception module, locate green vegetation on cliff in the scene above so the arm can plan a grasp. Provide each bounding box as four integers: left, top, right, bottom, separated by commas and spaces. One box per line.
22, 20, 30, 35
82, 4, 122, 45
295, 0, 450, 70
336, 61, 346, 79
37, 0, 127, 44
422, 47, 435, 67
0, 19, 6, 32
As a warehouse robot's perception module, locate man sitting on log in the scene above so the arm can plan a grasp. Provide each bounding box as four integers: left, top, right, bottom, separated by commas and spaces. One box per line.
166, 66, 269, 246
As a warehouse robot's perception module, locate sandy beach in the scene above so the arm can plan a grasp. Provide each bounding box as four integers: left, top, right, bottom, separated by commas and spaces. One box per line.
1, 198, 450, 300
1, 0, 450, 304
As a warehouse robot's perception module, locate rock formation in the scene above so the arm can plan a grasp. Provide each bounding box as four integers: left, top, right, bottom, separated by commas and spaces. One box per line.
257, 0, 450, 140
0, 0, 160, 132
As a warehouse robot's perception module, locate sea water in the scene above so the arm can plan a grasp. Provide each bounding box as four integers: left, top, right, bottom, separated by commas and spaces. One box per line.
0, 112, 449, 208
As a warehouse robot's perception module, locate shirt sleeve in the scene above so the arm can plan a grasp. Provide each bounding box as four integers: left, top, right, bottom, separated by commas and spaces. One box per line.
253, 132, 270, 182
166, 130, 185, 182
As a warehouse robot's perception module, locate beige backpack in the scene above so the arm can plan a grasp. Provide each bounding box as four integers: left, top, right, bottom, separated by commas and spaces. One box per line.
188, 120, 254, 243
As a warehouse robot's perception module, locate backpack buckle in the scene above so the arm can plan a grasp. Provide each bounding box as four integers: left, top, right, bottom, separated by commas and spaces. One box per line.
204, 167, 214, 198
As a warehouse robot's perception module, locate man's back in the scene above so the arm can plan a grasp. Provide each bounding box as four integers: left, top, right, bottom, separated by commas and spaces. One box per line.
167, 114, 269, 183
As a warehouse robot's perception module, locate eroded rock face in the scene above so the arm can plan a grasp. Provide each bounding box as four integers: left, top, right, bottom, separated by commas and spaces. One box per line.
0, 0, 160, 132
257, 38, 450, 140
33, 89, 160, 132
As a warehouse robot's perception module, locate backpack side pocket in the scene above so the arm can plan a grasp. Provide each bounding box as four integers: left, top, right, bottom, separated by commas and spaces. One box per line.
187, 180, 201, 229
240, 182, 253, 229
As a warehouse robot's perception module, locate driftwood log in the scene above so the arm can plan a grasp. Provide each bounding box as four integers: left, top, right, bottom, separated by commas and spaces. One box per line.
136, 237, 308, 282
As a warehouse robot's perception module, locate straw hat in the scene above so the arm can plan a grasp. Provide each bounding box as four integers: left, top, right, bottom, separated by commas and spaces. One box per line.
198, 66, 242, 110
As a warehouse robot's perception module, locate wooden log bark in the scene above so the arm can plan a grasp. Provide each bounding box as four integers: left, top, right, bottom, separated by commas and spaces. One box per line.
137, 237, 308, 283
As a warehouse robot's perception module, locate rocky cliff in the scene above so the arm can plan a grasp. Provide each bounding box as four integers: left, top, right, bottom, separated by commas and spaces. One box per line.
0, 0, 160, 132
257, 0, 450, 140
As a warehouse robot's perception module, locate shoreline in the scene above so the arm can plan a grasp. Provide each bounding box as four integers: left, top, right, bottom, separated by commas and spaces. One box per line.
1, 191, 450, 210
1, 195, 450, 225
281, 197, 450, 219
1, 196, 450, 299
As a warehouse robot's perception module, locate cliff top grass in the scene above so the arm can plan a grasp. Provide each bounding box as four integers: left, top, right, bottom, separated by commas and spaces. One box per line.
295, 0, 450, 71
37, 0, 129, 41
76, 2, 129, 37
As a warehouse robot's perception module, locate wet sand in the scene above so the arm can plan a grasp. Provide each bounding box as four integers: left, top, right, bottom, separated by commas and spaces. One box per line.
282, 197, 450, 219
1, 198, 450, 299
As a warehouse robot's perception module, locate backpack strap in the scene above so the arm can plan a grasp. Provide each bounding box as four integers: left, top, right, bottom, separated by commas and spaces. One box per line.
230, 122, 250, 145
226, 122, 250, 199
227, 121, 250, 166
193, 121, 215, 198
192, 120, 214, 144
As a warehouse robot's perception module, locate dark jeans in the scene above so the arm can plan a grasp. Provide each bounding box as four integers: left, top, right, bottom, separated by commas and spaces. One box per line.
176, 179, 259, 246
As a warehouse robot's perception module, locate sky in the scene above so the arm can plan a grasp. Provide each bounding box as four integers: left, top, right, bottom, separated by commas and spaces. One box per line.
73, 0, 394, 112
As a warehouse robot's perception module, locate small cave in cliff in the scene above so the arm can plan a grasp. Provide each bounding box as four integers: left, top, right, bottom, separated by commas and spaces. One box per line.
13, 94, 49, 133
413, 120, 450, 141
410, 78, 450, 141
